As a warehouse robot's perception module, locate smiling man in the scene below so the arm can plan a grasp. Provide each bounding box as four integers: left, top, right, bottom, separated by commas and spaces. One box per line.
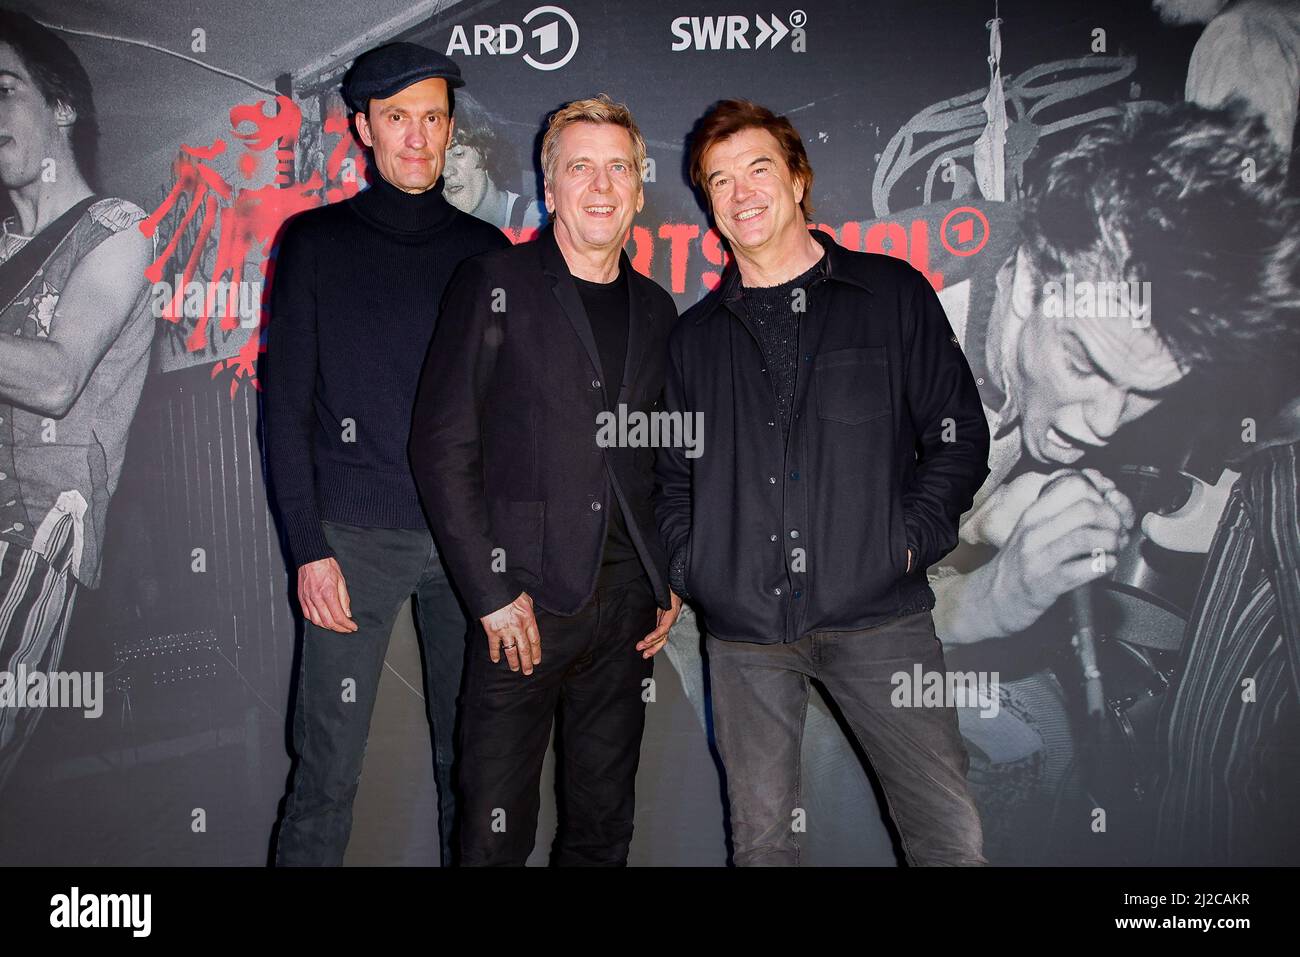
410, 95, 681, 866
265, 43, 509, 866
656, 99, 990, 866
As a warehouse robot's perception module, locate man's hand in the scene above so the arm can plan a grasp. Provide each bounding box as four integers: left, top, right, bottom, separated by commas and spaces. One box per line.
637, 590, 683, 659
985, 467, 1136, 635
481, 592, 541, 675
964, 470, 1053, 550
298, 557, 357, 633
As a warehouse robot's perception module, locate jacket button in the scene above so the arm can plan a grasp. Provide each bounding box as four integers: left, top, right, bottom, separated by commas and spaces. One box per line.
768, 476, 777, 484
790, 470, 799, 480
769, 534, 778, 542
790, 529, 800, 539
768, 421, 775, 427
772, 587, 782, 597
793, 590, 802, 599
591, 501, 601, 511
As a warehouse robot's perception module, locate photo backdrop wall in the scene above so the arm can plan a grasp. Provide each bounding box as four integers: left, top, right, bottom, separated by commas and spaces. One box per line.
2, 0, 1297, 866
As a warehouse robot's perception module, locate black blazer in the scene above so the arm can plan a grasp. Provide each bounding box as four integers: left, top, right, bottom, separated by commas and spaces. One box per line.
410, 224, 677, 618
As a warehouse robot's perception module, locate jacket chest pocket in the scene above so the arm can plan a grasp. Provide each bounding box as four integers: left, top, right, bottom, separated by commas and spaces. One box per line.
814, 347, 890, 425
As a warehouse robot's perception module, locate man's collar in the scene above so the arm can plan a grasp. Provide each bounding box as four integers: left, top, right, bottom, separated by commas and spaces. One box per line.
351, 172, 456, 233
808, 228, 873, 292
703, 227, 872, 322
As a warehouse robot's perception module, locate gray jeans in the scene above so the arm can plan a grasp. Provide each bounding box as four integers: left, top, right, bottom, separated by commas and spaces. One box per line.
275, 520, 469, 866
707, 610, 987, 866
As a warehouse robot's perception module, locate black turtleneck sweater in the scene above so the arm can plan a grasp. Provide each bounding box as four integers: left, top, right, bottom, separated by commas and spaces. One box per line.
264, 173, 510, 567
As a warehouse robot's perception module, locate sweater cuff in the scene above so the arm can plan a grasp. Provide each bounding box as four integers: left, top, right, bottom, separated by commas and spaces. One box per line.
280, 508, 335, 569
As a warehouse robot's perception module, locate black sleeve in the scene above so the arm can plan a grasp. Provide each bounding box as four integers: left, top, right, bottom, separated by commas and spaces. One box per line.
263, 220, 334, 568
654, 328, 692, 598
409, 256, 523, 619
900, 268, 991, 571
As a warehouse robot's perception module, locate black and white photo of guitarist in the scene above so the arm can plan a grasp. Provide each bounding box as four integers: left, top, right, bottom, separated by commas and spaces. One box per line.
0, 11, 154, 788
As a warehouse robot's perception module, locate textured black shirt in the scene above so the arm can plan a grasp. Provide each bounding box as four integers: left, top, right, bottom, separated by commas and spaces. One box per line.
740, 258, 821, 443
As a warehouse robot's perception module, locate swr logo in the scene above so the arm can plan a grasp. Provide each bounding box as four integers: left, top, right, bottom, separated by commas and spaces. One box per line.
670, 12, 807, 51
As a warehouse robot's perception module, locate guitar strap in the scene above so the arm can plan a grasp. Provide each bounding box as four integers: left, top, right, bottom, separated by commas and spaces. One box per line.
0, 195, 100, 314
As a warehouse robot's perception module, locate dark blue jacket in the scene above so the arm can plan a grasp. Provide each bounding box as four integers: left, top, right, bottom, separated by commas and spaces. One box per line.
654, 230, 990, 643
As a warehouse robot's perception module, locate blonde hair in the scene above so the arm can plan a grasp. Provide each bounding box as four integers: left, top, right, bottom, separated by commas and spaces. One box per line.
540, 94, 647, 186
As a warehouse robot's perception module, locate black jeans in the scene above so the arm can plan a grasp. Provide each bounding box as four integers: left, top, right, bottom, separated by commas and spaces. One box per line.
275, 520, 469, 866
707, 610, 987, 866
458, 574, 657, 866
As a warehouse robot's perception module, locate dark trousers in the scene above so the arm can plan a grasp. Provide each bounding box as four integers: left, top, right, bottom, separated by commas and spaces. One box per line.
275, 520, 469, 866
458, 575, 657, 866
707, 610, 987, 866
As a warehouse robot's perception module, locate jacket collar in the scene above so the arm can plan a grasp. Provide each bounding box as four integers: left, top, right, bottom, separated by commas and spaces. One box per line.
537, 220, 635, 286
536, 223, 656, 404
701, 227, 872, 322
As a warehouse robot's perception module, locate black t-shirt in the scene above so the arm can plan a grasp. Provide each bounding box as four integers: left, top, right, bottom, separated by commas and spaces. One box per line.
575, 267, 629, 409
574, 266, 647, 588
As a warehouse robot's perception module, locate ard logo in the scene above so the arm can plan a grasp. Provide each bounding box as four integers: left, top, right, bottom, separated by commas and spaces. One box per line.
446, 5, 580, 71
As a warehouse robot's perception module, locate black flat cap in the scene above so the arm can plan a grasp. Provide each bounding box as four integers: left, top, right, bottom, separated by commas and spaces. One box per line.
341, 42, 464, 113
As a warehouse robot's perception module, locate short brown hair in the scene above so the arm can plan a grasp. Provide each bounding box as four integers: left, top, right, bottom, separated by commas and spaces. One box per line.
540, 94, 647, 186
688, 99, 814, 221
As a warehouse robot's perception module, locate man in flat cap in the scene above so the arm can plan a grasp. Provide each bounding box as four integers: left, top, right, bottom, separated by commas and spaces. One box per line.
266, 42, 509, 866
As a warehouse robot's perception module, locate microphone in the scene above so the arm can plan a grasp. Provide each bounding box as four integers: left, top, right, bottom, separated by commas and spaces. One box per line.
1070, 583, 1105, 722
